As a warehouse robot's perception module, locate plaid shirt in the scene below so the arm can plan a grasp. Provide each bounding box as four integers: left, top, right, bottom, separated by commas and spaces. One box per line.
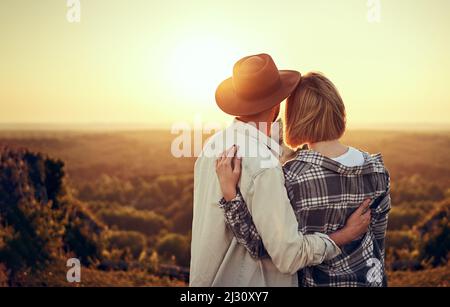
219, 149, 391, 287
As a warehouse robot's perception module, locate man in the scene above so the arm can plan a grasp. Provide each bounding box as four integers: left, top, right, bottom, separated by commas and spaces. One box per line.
189, 54, 370, 286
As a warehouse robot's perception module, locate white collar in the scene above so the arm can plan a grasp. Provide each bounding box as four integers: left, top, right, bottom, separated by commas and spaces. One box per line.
231, 118, 282, 158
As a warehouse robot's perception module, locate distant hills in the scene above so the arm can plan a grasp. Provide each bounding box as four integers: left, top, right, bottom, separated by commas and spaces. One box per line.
0, 122, 449, 132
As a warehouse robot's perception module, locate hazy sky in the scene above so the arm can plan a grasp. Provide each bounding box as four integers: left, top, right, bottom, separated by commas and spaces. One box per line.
1, 0, 449, 128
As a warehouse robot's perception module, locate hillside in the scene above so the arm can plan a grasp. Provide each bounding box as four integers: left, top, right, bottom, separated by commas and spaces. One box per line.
0, 147, 186, 286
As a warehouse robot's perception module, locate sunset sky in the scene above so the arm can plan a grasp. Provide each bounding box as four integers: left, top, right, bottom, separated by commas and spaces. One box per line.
1, 0, 449, 129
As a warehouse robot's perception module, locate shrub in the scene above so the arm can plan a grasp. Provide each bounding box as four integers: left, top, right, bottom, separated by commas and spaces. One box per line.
388, 207, 423, 230
0, 148, 105, 276
417, 199, 450, 267
386, 230, 417, 250
106, 230, 146, 259
98, 206, 169, 236
156, 233, 190, 267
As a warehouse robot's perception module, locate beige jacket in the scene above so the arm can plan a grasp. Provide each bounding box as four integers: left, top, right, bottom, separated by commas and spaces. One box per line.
189, 120, 340, 287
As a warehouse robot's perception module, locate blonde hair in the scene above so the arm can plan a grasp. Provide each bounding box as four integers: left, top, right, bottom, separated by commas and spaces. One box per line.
285, 72, 346, 149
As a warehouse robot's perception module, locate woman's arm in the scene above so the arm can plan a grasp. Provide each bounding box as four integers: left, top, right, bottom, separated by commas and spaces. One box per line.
219, 191, 268, 259
215, 146, 267, 258
219, 189, 372, 258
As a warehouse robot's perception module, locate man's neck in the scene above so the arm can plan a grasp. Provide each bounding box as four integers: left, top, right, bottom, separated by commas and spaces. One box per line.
236, 117, 272, 136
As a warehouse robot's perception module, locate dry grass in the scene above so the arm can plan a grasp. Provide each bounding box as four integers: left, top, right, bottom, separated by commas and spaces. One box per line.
387, 266, 450, 287
9, 260, 187, 287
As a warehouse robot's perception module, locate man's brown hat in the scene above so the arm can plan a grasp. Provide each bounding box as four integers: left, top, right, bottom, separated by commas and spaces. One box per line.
215, 54, 301, 116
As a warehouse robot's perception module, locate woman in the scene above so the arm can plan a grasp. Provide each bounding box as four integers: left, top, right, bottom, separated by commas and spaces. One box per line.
216, 72, 391, 287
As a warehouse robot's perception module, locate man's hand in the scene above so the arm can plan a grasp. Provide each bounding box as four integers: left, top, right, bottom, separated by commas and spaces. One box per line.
329, 199, 372, 247
215, 145, 242, 201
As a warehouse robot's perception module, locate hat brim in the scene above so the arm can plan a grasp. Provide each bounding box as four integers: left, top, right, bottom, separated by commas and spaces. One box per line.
215, 70, 301, 116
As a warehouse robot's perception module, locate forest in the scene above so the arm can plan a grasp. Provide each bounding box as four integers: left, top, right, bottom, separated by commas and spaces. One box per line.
0, 129, 448, 286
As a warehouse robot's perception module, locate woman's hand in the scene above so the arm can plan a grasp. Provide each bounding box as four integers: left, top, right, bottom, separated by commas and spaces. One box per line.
329, 199, 372, 247
215, 145, 242, 201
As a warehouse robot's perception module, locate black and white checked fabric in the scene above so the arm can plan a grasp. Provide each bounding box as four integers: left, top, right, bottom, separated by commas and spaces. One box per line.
219, 149, 391, 287
219, 191, 268, 258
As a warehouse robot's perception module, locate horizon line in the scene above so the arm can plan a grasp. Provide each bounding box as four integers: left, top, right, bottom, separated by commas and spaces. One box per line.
0, 122, 449, 132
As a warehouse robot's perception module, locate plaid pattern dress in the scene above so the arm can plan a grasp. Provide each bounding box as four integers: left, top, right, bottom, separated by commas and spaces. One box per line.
219, 149, 391, 287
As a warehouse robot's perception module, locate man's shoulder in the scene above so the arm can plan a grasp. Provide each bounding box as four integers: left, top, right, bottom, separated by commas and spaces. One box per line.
198, 128, 280, 173
200, 127, 278, 164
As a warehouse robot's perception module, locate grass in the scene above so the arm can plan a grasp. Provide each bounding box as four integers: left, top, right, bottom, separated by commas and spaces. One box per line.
387, 266, 450, 287
8, 260, 187, 287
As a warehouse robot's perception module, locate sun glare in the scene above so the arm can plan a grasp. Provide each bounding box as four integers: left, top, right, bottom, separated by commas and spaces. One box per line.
166, 35, 243, 104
